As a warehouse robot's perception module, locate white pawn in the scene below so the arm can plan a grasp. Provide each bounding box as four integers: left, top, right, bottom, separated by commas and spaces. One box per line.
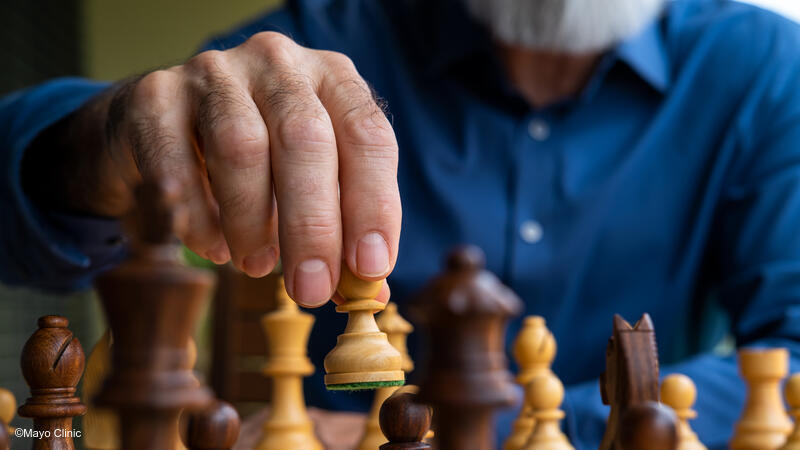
0, 387, 15, 435
661, 374, 706, 450
505, 316, 557, 450
522, 373, 573, 450
781, 374, 800, 450
730, 348, 792, 450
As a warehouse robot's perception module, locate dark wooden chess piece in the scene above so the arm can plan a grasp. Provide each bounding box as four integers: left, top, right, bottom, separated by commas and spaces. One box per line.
94, 178, 214, 450
413, 245, 522, 450
0, 422, 7, 450
18, 315, 87, 450
379, 388, 432, 450
182, 400, 241, 450
619, 401, 678, 450
599, 314, 676, 450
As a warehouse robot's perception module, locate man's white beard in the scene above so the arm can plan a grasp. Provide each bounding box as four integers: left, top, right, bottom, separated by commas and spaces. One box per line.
464, 0, 667, 53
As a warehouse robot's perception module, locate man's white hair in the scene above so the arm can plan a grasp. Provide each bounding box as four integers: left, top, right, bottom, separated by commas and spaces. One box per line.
465, 0, 667, 53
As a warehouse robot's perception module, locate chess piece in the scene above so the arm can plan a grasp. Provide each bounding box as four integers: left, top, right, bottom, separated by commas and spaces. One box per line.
414, 245, 522, 450
83, 330, 119, 449
358, 302, 415, 450
84, 331, 197, 450
781, 373, 800, 450
324, 265, 404, 390
182, 400, 241, 450
599, 314, 661, 450
255, 276, 322, 450
0, 387, 15, 450
730, 348, 792, 450
618, 402, 678, 450
94, 178, 214, 450
379, 387, 432, 450
0, 422, 7, 450
18, 315, 87, 450
0, 387, 15, 435
661, 374, 706, 450
505, 316, 557, 450
521, 372, 573, 450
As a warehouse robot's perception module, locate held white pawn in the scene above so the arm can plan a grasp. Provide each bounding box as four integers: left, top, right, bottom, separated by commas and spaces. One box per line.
660, 374, 706, 450
780, 374, 800, 450
505, 316, 557, 450
522, 372, 573, 450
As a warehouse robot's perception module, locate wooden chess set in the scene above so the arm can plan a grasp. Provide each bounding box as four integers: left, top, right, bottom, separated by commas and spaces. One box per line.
3, 179, 800, 450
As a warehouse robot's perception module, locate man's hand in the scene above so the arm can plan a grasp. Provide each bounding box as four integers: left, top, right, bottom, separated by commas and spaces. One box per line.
30, 32, 401, 306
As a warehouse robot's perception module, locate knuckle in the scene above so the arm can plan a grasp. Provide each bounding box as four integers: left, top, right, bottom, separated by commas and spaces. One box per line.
319, 50, 357, 72
339, 107, 396, 150
217, 188, 259, 218
215, 126, 268, 170
186, 50, 228, 76
246, 31, 296, 61
284, 213, 339, 241
129, 70, 180, 114
276, 114, 335, 148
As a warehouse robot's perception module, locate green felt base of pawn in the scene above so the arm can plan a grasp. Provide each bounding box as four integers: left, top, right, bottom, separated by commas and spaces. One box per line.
326, 380, 405, 391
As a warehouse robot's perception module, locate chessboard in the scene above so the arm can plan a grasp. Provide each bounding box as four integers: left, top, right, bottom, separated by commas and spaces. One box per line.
2, 178, 800, 450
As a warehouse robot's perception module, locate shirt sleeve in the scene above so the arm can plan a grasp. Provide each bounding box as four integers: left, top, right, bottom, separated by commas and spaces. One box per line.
563, 18, 800, 450
0, 78, 126, 292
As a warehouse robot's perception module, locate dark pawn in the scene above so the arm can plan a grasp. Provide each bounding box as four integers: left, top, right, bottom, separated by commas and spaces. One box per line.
379, 389, 432, 450
0, 422, 8, 450
413, 246, 522, 450
619, 402, 678, 450
18, 315, 87, 450
181, 400, 241, 450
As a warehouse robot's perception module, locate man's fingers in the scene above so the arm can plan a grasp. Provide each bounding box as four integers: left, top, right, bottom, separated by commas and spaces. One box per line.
250, 54, 342, 306
316, 52, 401, 281
187, 51, 278, 277
124, 69, 228, 261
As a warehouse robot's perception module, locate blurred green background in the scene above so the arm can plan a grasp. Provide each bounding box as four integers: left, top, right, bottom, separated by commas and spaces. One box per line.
0, 1, 279, 447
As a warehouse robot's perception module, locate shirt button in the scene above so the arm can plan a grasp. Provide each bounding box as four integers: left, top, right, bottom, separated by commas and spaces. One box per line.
528, 119, 550, 141
520, 220, 543, 244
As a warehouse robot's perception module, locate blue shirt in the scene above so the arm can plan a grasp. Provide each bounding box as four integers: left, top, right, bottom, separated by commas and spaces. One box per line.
3, 0, 800, 448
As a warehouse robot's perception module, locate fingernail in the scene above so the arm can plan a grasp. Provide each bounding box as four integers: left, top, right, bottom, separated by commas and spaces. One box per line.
206, 242, 231, 264
242, 246, 277, 278
294, 259, 332, 307
356, 232, 390, 277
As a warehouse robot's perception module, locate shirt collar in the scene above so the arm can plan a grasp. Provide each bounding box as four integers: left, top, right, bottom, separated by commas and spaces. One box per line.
614, 19, 671, 93
410, 0, 671, 93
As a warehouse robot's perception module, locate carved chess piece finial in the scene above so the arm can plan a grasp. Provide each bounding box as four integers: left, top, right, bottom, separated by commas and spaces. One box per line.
256, 276, 322, 450
414, 245, 522, 450
505, 316, 556, 450
324, 265, 404, 390
182, 400, 241, 450
18, 316, 87, 450
379, 387, 432, 450
94, 178, 214, 450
